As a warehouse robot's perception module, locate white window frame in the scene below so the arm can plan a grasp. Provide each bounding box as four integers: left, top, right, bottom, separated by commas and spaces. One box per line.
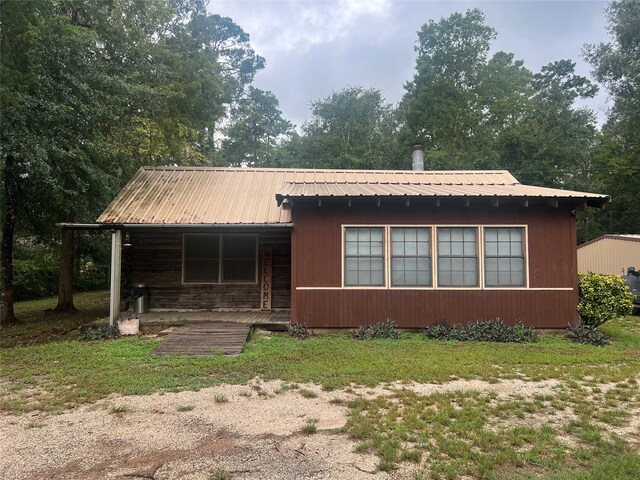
182, 233, 259, 285
340, 225, 530, 290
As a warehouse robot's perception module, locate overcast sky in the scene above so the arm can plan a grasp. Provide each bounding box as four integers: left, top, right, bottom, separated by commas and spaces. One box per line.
208, 0, 611, 127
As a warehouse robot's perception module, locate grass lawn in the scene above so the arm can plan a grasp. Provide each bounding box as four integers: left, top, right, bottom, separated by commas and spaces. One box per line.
1, 290, 110, 348
1, 291, 639, 479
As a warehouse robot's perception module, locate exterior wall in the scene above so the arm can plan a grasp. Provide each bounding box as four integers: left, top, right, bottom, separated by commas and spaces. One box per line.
123, 229, 291, 310
291, 202, 579, 328
577, 237, 640, 275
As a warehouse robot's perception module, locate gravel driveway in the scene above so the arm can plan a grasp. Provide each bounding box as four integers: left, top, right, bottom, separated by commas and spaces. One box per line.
0, 377, 632, 479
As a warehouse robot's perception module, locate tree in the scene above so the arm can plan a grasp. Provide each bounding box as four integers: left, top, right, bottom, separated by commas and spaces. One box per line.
400, 9, 497, 168
0, 1, 263, 321
220, 87, 293, 167
292, 86, 402, 169
584, 0, 640, 235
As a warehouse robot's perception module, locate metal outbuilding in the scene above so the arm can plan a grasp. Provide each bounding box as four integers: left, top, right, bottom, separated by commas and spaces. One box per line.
577, 234, 640, 275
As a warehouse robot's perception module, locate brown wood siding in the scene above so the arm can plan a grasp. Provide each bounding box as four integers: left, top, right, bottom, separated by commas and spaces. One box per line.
123, 230, 291, 310
291, 202, 579, 328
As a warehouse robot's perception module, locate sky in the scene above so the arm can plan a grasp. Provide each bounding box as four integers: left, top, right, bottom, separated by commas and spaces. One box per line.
208, 0, 611, 127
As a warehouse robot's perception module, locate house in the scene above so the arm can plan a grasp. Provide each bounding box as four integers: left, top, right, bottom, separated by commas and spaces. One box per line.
93, 149, 609, 329
578, 234, 640, 275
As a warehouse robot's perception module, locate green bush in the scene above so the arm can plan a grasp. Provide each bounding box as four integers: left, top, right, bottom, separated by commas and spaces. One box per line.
567, 322, 608, 346
578, 273, 634, 328
75, 264, 109, 292
288, 322, 310, 339
13, 259, 58, 301
353, 319, 400, 340
424, 318, 539, 343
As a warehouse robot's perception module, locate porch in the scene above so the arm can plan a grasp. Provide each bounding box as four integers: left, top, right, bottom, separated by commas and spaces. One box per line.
82, 309, 291, 333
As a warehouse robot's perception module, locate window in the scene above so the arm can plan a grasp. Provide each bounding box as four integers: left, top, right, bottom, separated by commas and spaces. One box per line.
484, 227, 526, 287
183, 234, 257, 284
391, 227, 432, 286
222, 235, 257, 283
183, 234, 220, 283
437, 227, 478, 287
344, 227, 385, 286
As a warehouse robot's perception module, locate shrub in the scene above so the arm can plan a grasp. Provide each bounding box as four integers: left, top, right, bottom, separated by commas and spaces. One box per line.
578, 273, 634, 328
424, 318, 539, 343
13, 259, 58, 301
567, 322, 608, 346
79, 326, 119, 341
288, 322, 310, 339
352, 319, 400, 340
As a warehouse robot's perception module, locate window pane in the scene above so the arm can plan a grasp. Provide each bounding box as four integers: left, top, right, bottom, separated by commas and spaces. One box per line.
344, 227, 385, 286
184, 234, 219, 283
222, 235, 256, 283
391, 228, 431, 287
184, 234, 219, 259
483, 227, 525, 287
392, 241, 404, 256
437, 227, 478, 287
184, 259, 218, 283
346, 241, 358, 255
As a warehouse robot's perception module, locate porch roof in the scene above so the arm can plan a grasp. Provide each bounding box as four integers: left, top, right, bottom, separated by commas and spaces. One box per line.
97, 166, 610, 225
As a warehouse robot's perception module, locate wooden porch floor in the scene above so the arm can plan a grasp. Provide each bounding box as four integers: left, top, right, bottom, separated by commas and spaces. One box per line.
82, 310, 291, 331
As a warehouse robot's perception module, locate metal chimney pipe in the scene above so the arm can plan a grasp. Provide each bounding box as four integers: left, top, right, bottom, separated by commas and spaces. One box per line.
411, 144, 424, 171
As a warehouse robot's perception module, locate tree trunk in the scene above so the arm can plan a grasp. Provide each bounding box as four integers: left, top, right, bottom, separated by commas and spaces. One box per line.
54, 211, 77, 312
1, 154, 18, 325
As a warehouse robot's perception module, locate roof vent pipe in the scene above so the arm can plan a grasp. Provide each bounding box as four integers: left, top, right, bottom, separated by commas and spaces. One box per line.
411, 144, 424, 171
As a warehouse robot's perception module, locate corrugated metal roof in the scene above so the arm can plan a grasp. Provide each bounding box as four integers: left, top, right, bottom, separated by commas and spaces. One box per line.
578, 234, 640, 249
276, 182, 609, 207
97, 166, 610, 225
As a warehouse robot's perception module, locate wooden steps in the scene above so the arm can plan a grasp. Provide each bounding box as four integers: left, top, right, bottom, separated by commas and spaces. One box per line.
151, 322, 251, 357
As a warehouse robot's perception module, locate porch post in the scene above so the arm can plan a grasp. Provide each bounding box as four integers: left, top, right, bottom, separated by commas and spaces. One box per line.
109, 229, 122, 327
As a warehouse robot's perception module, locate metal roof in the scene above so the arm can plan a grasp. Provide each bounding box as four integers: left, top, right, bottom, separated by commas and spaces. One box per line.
276, 182, 609, 207
578, 234, 640, 249
97, 166, 610, 225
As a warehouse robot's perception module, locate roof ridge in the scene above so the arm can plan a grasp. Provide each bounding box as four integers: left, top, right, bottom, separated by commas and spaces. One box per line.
140, 166, 515, 175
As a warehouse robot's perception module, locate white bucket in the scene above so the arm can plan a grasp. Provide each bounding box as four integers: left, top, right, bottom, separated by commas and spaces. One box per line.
118, 318, 140, 336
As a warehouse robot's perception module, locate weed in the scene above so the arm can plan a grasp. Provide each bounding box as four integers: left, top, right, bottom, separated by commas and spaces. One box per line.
299, 388, 318, 399
329, 397, 344, 405
301, 419, 318, 434
25, 421, 46, 429
176, 405, 195, 412
210, 470, 232, 480
214, 394, 228, 404
109, 404, 129, 414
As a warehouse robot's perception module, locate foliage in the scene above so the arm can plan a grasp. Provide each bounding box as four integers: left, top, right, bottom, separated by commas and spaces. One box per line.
399, 8, 600, 225
567, 322, 609, 346
0, 0, 264, 319
288, 322, 310, 339
79, 325, 119, 341
74, 264, 109, 292
288, 86, 403, 169
220, 87, 293, 167
424, 318, 539, 343
13, 259, 58, 301
577, 273, 634, 328
583, 0, 640, 236
352, 319, 400, 340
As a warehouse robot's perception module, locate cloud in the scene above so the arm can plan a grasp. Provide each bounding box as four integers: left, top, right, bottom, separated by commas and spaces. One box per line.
208, 1, 610, 127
